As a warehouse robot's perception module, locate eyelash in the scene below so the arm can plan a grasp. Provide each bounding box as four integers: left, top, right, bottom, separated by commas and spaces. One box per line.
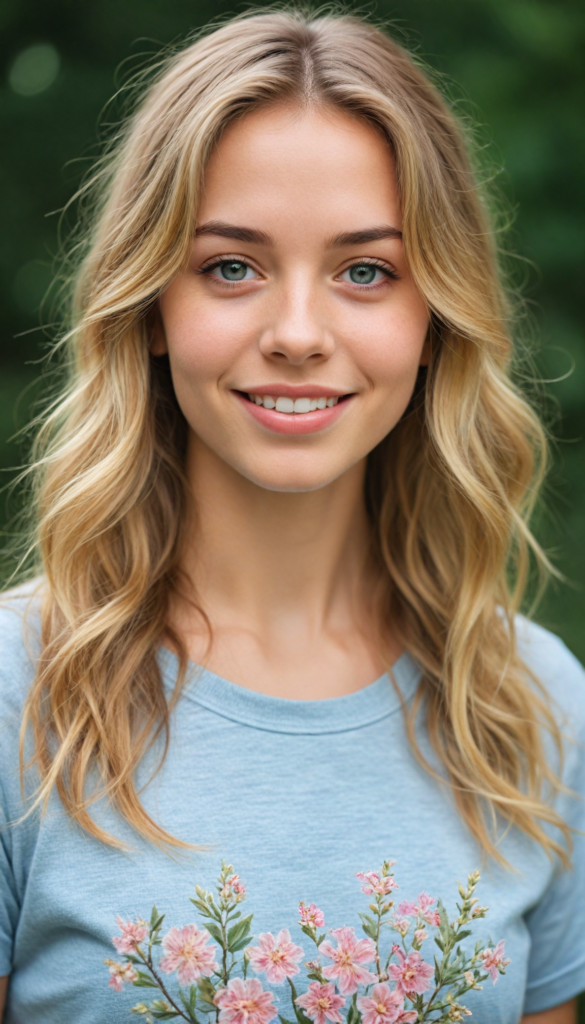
197, 256, 400, 286
196, 256, 260, 287
343, 259, 400, 287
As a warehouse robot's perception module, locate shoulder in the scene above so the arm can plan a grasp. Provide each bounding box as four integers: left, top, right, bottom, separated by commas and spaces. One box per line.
515, 615, 585, 727
515, 616, 585, 795
0, 580, 43, 718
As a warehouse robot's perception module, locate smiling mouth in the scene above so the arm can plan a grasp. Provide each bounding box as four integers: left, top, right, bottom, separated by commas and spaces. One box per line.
242, 393, 352, 414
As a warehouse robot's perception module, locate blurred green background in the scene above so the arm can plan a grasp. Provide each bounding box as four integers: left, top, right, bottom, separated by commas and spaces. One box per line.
0, 0, 583, 1014
0, 0, 583, 637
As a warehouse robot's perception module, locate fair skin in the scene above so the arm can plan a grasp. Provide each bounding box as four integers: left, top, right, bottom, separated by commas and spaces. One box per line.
155, 102, 429, 697
0, 105, 576, 1020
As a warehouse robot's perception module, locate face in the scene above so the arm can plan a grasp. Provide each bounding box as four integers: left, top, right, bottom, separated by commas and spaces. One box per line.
155, 103, 430, 492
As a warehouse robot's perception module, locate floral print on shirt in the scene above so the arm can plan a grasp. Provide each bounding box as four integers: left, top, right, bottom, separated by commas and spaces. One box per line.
104, 859, 509, 1022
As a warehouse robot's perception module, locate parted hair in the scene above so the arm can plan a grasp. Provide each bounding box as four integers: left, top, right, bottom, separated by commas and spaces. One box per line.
14, 7, 570, 861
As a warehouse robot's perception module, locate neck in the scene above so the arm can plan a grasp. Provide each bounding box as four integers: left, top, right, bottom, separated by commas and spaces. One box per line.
170, 435, 393, 698
183, 434, 373, 622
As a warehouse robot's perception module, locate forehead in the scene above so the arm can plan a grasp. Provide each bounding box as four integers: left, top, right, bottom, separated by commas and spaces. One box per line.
199, 103, 401, 240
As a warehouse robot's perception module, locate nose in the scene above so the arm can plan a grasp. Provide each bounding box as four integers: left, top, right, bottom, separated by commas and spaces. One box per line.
258, 276, 335, 365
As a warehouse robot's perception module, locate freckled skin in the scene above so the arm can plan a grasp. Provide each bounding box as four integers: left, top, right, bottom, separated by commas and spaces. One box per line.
154, 103, 430, 493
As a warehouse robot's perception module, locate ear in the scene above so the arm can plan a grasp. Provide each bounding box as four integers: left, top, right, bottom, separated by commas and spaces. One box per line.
149, 304, 168, 356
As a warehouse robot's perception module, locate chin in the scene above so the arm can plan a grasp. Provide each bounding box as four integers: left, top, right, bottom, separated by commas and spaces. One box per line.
235, 455, 351, 494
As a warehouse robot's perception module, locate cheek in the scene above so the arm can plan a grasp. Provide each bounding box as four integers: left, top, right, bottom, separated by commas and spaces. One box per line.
344, 298, 429, 395
159, 281, 249, 388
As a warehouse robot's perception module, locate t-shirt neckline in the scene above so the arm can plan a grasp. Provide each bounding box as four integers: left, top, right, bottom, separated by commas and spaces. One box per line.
158, 647, 421, 734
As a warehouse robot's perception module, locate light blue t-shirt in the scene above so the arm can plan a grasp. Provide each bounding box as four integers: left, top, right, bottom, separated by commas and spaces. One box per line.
0, 596, 584, 1023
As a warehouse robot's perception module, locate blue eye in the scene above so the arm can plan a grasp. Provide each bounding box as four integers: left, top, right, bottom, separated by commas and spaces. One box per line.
340, 263, 393, 286
349, 264, 377, 284
208, 260, 258, 282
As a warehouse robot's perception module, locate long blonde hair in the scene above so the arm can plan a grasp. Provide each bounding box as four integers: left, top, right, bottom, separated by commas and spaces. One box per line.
13, 7, 570, 860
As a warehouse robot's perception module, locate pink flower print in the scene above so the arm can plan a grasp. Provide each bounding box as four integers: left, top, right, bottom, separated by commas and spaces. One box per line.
305, 960, 321, 971
480, 940, 510, 983
396, 901, 418, 918
214, 977, 278, 1024
357, 983, 413, 1024
416, 893, 435, 914
111, 916, 149, 954
397, 893, 440, 928
105, 958, 138, 992
417, 894, 440, 929
320, 926, 377, 995
390, 917, 410, 937
414, 929, 427, 944
295, 982, 346, 1024
159, 924, 218, 985
222, 874, 247, 902
388, 947, 434, 996
299, 902, 326, 928
246, 929, 304, 984
356, 872, 398, 897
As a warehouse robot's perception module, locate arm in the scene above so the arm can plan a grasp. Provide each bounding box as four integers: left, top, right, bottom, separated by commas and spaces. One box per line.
521, 999, 578, 1024
0, 976, 6, 1018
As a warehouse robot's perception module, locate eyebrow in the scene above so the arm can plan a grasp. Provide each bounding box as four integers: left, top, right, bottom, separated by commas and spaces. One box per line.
196, 221, 274, 245
195, 221, 402, 247
328, 226, 402, 246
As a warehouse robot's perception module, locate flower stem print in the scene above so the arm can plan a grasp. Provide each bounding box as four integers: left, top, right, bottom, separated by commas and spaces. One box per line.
105, 860, 509, 1022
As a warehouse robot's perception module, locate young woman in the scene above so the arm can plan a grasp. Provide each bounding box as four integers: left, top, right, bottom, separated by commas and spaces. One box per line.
0, 9, 583, 1024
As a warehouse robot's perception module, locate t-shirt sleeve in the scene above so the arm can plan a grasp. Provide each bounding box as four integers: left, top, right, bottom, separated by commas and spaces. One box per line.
0, 593, 42, 978
520, 623, 585, 1013
0, 786, 20, 976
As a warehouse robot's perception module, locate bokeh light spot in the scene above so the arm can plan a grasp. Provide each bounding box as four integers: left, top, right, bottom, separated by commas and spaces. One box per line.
8, 43, 60, 97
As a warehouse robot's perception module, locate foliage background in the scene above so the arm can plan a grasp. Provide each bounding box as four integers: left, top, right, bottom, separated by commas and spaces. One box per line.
0, 0, 583, 1012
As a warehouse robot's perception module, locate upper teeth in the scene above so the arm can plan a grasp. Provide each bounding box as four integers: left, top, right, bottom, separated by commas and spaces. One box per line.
248, 395, 339, 413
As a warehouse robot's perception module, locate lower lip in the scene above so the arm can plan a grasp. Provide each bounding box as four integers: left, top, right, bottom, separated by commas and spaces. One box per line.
235, 393, 352, 435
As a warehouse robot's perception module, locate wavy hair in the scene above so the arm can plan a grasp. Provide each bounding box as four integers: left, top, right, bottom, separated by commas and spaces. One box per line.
13, 8, 570, 860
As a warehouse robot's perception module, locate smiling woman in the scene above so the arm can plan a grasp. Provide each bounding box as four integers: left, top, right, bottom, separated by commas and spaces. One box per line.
152, 105, 429, 489
0, 8, 583, 1024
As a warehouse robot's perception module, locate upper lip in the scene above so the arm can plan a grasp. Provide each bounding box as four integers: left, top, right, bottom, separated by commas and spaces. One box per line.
237, 384, 352, 398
